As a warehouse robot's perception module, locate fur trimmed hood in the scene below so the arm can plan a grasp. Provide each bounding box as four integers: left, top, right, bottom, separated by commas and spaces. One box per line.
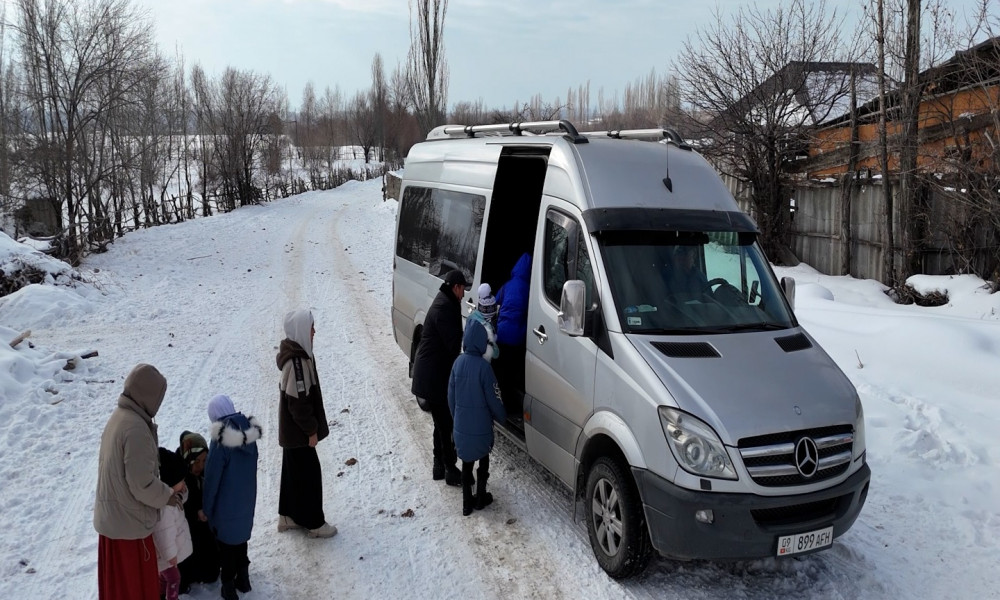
210, 415, 263, 448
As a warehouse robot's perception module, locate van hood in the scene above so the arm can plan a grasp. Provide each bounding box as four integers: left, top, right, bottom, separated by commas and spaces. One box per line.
628, 329, 858, 445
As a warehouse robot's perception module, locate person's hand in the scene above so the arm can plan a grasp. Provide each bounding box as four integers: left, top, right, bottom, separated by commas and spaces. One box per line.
308, 433, 318, 447
172, 480, 186, 494
167, 492, 183, 509
161, 564, 180, 588
198, 509, 207, 522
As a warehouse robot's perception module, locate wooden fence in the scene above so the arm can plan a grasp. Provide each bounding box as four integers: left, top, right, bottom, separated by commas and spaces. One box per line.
723, 174, 985, 283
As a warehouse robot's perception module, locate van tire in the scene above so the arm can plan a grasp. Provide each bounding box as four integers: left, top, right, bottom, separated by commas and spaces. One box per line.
584, 456, 652, 579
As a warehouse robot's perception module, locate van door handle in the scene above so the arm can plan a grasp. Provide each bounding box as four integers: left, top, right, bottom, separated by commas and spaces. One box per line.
532, 326, 548, 344
466, 299, 476, 309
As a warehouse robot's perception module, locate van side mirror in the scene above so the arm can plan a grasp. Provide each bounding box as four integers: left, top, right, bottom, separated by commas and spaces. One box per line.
781, 276, 796, 311
558, 280, 586, 337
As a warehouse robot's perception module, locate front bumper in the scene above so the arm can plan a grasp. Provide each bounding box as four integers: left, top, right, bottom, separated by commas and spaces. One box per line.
633, 462, 871, 561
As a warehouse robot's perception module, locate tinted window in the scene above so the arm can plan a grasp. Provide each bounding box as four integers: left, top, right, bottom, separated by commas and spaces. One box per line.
543, 210, 595, 307
396, 186, 486, 278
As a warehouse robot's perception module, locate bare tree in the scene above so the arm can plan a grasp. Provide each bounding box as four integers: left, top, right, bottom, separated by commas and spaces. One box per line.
406, 0, 449, 134
348, 91, 378, 164
370, 53, 388, 162
674, 0, 852, 259
319, 85, 343, 173
15, 0, 157, 261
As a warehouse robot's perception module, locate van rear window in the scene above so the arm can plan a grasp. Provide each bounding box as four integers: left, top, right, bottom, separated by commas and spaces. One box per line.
396, 185, 486, 278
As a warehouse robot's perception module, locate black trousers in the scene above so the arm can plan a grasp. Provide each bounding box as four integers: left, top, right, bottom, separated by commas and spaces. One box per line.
462, 454, 490, 491
178, 520, 219, 587
217, 541, 248, 584
495, 344, 526, 419
279, 446, 326, 530
430, 397, 457, 468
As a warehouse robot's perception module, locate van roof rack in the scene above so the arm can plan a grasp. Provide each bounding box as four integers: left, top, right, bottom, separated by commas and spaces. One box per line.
579, 128, 692, 150
427, 121, 691, 150
428, 120, 588, 143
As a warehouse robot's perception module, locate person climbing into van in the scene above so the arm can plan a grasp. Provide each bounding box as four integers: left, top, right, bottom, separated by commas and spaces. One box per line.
494, 253, 531, 422
448, 317, 506, 516
411, 269, 471, 486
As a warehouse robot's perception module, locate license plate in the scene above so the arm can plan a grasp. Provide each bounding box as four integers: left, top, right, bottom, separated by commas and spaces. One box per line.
776, 526, 833, 557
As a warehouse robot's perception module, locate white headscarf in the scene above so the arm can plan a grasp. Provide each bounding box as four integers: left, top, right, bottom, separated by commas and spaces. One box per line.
207, 394, 236, 422
283, 309, 314, 357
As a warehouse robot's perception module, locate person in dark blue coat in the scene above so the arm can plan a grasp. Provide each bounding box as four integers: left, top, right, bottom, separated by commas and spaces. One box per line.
494, 252, 532, 422
203, 394, 261, 600
448, 318, 506, 516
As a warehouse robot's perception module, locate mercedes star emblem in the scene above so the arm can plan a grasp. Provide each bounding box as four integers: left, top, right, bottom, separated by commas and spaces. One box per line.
795, 437, 819, 478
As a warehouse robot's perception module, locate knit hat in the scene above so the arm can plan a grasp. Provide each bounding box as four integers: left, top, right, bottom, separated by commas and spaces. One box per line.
477, 283, 497, 321
158, 447, 187, 487
207, 394, 236, 422
178, 431, 208, 465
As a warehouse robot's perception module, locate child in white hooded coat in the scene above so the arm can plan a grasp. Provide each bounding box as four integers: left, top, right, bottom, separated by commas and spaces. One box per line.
153, 448, 193, 600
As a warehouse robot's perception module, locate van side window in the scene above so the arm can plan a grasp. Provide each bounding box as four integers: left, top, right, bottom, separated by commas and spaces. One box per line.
396, 185, 486, 278
543, 210, 594, 307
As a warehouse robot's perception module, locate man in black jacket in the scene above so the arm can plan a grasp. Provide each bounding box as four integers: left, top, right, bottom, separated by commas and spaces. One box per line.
411, 269, 471, 485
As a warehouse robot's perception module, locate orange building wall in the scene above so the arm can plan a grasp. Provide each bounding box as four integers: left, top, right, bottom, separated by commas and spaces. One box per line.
807, 84, 999, 178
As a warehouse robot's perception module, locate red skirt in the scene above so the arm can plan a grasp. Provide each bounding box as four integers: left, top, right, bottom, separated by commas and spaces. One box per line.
98, 534, 160, 600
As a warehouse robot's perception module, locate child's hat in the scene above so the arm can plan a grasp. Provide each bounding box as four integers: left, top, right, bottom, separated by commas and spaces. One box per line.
477, 283, 494, 305
158, 447, 187, 487
207, 394, 236, 422
178, 431, 208, 464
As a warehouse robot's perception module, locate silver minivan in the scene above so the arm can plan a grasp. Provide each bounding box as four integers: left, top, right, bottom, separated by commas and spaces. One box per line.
391, 120, 870, 578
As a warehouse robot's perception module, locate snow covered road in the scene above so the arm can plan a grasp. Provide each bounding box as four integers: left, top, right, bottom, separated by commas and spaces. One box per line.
1, 180, 996, 599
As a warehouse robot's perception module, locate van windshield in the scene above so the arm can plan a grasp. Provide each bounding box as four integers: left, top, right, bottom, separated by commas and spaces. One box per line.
599, 231, 796, 335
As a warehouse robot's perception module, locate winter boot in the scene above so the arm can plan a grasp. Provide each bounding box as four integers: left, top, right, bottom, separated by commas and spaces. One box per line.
444, 465, 463, 487
432, 456, 445, 481
277, 515, 303, 532
234, 560, 251, 593
475, 470, 493, 510
462, 463, 476, 516
307, 522, 338, 538
220, 580, 238, 600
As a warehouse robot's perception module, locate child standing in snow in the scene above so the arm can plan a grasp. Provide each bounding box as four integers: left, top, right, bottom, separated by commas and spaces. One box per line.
448, 317, 507, 516
153, 448, 193, 600
470, 283, 499, 362
203, 395, 262, 600
276, 309, 337, 538
176, 431, 220, 591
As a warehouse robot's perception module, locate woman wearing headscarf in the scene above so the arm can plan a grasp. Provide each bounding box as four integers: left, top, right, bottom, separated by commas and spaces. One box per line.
276, 309, 337, 538
94, 363, 183, 600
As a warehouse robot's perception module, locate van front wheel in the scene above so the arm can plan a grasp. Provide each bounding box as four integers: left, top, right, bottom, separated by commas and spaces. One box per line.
584, 457, 652, 579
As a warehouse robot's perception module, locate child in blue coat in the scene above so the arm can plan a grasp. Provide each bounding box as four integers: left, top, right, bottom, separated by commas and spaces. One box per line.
203, 395, 261, 600
448, 318, 506, 516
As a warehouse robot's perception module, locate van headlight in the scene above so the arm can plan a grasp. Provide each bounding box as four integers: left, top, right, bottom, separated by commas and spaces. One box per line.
659, 407, 737, 480
854, 398, 867, 461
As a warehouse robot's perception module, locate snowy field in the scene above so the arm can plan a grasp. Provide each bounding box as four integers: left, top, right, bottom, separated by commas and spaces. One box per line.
1, 179, 998, 599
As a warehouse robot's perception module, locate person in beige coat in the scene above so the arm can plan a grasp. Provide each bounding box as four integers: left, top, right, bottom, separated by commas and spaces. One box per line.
94, 364, 184, 600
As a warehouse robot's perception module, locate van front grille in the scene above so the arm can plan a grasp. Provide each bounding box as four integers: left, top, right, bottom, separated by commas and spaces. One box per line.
739, 425, 854, 487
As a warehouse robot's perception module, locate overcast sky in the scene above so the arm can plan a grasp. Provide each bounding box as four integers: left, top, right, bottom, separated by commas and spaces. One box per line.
138, 0, 993, 114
